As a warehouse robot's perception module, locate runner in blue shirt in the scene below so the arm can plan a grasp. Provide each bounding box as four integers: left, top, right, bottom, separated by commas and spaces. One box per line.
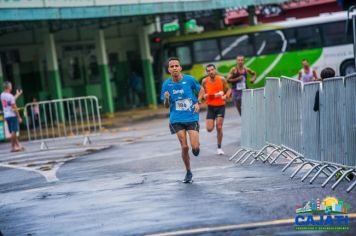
161, 57, 204, 183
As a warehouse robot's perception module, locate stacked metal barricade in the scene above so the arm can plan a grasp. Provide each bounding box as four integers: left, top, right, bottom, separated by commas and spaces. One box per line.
230, 74, 356, 193
24, 96, 102, 149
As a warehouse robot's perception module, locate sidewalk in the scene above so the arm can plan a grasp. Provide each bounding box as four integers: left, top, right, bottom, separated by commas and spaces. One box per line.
101, 105, 168, 129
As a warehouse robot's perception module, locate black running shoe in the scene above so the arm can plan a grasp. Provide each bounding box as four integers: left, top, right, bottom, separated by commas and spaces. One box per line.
192, 148, 200, 157
183, 170, 193, 183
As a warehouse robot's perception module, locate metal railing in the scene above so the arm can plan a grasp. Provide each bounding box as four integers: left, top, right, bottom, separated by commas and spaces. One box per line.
230, 74, 356, 193
280, 77, 303, 154
301, 82, 321, 162
24, 96, 101, 148
229, 89, 255, 163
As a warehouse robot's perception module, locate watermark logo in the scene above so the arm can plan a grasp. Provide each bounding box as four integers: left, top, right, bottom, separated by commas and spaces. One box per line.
295, 197, 351, 231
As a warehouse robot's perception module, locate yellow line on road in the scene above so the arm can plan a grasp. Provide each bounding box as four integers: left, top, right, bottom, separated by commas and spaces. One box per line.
147, 213, 356, 236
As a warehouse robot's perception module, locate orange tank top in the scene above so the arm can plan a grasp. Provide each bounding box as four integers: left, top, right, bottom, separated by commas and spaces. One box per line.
205, 76, 225, 106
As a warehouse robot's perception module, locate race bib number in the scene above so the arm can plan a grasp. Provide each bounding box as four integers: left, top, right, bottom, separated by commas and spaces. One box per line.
175, 99, 192, 111
236, 82, 246, 90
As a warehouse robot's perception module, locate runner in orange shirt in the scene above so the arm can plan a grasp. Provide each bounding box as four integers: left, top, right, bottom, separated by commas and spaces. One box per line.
202, 64, 231, 155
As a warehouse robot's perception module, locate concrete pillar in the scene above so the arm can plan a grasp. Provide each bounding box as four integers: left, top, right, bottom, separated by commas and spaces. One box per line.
138, 25, 157, 108
12, 63, 24, 108
247, 5, 257, 26
96, 29, 114, 115
116, 51, 129, 109
45, 33, 62, 100
45, 32, 64, 122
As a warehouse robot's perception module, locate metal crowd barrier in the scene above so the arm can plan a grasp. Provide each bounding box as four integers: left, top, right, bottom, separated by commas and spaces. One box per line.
301, 82, 321, 162
24, 96, 101, 149
317, 76, 355, 192
252, 89, 266, 152
229, 74, 356, 193
234, 88, 267, 165
281, 78, 333, 181
280, 77, 303, 153
229, 89, 254, 162
263, 77, 305, 169
255, 77, 289, 165
297, 81, 326, 183
264, 78, 281, 147
344, 74, 356, 192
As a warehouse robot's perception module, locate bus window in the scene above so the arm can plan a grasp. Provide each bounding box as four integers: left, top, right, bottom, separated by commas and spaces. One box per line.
295, 26, 322, 50
220, 35, 254, 59
254, 31, 284, 55
284, 28, 298, 51
176, 46, 192, 66
321, 21, 352, 47
164, 45, 192, 66
193, 39, 220, 63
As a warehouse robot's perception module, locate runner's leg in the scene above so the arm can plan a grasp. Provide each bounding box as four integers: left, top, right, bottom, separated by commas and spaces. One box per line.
216, 117, 224, 147
236, 100, 242, 116
232, 90, 241, 116
206, 106, 215, 132
206, 119, 214, 132
176, 130, 190, 171
188, 129, 200, 156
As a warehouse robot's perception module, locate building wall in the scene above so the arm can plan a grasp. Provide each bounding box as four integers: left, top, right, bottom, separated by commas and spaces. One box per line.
0, 21, 141, 110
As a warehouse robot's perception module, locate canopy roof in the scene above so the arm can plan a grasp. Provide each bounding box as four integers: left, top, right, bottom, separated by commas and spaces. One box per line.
0, 0, 286, 21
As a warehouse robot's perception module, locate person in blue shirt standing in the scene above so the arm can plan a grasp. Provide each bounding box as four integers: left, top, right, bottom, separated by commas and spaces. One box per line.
161, 57, 205, 183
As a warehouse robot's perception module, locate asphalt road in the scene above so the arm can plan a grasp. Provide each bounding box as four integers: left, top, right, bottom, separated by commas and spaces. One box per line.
0, 107, 355, 236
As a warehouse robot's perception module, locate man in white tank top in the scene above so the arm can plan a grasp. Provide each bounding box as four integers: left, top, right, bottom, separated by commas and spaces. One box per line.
1, 81, 24, 152
297, 59, 318, 83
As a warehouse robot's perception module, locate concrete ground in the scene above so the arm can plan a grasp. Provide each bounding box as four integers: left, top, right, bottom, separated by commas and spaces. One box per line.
0, 106, 355, 236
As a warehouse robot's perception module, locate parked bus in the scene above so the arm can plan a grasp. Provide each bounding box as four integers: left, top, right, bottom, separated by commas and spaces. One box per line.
160, 11, 354, 88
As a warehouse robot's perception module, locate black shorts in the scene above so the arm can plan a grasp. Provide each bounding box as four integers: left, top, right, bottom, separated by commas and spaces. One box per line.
206, 105, 225, 120
169, 121, 200, 134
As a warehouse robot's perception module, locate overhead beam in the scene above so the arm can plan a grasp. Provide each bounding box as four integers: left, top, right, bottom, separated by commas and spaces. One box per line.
0, 0, 286, 21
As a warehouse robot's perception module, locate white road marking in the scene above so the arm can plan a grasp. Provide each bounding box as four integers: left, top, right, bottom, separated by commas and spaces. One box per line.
0, 145, 111, 182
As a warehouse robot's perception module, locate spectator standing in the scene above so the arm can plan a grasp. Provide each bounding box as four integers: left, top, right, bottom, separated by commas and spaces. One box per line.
1, 81, 24, 152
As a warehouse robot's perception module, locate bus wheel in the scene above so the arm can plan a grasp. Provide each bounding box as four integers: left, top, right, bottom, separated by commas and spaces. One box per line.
340, 60, 355, 76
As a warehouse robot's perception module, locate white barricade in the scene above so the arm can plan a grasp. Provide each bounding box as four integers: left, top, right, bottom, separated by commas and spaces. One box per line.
240, 89, 254, 149
25, 96, 101, 147
229, 75, 356, 192
252, 88, 266, 150
302, 82, 322, 161
280, 77, 303, 154
264, 78, 281, 146
320, 78, 346, 165
344, 73, 356, 168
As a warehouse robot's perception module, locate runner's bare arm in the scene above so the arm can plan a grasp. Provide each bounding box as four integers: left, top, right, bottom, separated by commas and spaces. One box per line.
227, 68, 236, 82
312, 70, 319, 81
297, 71, 302, 81
222, 78, 231, 99
201, 78, 208, 100
227, 68, 234, 81
164, 91, 170, 108
193, 87, 205, 113
198, 86, 205, 104
227, 68, 244, 82
246, 67, 256, 83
